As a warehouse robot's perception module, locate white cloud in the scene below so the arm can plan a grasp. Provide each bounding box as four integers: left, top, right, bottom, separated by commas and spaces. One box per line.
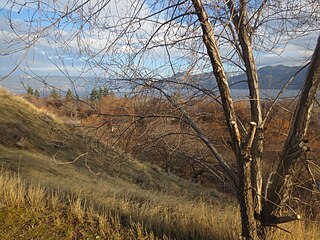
255, 33, 317, 67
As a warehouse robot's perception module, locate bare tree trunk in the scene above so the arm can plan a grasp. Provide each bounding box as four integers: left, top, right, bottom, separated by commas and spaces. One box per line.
225, 0, 264, 217
262, 35, 320, 226
237, 157, 259, 239
191, 0, 258, 238
237, 4, 263, 218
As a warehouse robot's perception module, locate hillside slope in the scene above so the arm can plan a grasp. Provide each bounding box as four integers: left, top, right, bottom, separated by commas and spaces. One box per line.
0, 88, 238, 239
0, 88, 212, 193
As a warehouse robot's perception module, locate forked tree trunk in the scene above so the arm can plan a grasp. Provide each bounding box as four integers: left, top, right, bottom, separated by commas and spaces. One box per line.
192, 0, 320, 238
225, 0, 264, 216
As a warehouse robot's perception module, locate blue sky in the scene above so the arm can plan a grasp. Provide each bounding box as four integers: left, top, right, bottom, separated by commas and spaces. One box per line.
0, 0, 318, 79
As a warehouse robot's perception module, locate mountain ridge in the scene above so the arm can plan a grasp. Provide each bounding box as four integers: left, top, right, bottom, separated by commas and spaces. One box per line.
177, 65, 308, 90
230, 65, 307, 89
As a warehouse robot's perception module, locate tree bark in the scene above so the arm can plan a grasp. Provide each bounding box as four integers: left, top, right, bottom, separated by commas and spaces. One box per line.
191, 0, 258, 238
262, 35, 320, 225
191, 0, 241, 154
225, 0, 264, 216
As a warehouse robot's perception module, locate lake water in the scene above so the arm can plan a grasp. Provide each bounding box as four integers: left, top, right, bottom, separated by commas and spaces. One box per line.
230, 89, 301, 100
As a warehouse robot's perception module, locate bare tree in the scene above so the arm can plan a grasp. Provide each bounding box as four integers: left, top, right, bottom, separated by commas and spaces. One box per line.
1, 0, 320, 239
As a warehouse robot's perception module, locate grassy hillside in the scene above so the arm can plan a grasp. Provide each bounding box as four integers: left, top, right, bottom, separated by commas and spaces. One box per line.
0, 88, 217, 194
0, 88, 240, 239
0, 171, 163, 240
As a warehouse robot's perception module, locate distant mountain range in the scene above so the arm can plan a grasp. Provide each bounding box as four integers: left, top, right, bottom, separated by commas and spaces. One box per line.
230, 65, 308, 89
177, 65, 308, 90
0, 65, 309, 94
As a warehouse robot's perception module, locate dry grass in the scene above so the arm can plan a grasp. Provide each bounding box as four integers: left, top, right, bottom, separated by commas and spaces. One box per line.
0, 170, 240, 240
268, 221, 320, 240
0, 150, 235, 239
1, 170, 320, 240
0, 170, 163, 239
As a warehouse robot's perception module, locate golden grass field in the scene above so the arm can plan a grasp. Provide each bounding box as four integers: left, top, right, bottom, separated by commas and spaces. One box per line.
0, 88, 320, 239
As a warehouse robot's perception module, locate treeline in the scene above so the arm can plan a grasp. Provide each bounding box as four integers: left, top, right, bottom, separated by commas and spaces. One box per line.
26, 86, 112, 102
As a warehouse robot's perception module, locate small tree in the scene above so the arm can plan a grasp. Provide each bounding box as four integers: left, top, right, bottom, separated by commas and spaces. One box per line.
99, 86, 109, 98
65, 89, 73, 101
49, 89, 61, 100
34, 89, 40, 98
104, 87, 109, 97
90, 88, 100, 102
27, 86, 34, 95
